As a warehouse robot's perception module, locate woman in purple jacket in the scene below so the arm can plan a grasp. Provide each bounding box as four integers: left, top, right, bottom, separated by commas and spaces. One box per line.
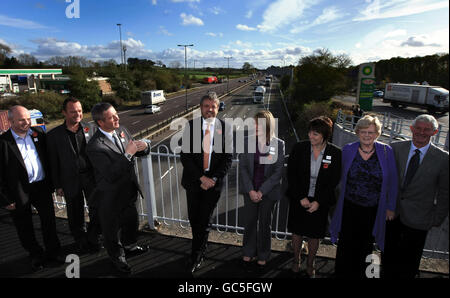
329, 115, 398, 278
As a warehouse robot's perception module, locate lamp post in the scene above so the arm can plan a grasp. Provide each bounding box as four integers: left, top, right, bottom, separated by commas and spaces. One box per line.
224, 56, 232, 94
178, 44, 194, 111
117, 24, 124, 68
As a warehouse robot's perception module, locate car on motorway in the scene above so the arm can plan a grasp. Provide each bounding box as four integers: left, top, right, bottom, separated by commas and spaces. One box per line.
373, 90, 384, 98
219, 101, 225, 111
144, 104, 161, 114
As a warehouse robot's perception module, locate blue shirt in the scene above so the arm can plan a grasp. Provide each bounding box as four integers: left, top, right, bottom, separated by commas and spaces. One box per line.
11, 129, 45, 183
404, 142, 430, 178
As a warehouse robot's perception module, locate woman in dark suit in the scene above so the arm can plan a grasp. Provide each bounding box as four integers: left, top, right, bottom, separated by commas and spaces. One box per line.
286, 116, 341, 277
239, 110, 285, 270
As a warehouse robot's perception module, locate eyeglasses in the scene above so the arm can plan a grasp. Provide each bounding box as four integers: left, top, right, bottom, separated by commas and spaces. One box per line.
359, 130, 377, 136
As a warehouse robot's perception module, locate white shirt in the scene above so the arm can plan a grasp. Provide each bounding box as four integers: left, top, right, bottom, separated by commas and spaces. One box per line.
202, 118, 215, 171
404, 142, 430, 177
11, 129, 45, 183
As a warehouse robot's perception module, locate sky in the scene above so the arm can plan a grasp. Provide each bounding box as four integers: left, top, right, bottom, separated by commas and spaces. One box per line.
0, 0, 448, 69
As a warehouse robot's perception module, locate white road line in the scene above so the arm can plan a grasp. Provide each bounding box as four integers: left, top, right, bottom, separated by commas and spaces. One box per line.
132, 120, 141, 125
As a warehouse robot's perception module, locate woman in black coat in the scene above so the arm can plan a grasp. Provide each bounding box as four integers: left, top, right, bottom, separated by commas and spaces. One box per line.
286, 116, 342, 277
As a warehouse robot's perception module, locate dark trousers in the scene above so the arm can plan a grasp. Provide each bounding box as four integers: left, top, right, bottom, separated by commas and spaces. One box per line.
335, 200, 378, 279
64, 172, 99, 245
382, 216, 428, 279
98, 197, 139, 259
242, 194, 276, 261
10, 181, 60, 258
186, 187, 221, 262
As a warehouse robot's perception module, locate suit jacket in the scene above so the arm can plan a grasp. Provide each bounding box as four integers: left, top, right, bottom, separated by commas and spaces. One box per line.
238, 136, 285, 201
86, 126, 150, 209
47, 121, 96, 199
180, 117, 233, 192
391, 140, 449, 230
0, 127, 53, 207
329, 141, 398, 252
286, 140, 342, 208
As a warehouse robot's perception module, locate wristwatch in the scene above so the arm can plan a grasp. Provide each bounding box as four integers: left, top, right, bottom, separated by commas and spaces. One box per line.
125, 153, 133, 161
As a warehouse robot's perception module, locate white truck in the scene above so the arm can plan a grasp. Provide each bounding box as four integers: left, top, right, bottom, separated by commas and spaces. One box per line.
265, 75, 272, 87
141, 90, 166, 106
253, 86, 266, 104
383, 83, 449, 113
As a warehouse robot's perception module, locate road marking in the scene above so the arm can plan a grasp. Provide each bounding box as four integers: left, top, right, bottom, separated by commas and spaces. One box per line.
132, 120, 141, 125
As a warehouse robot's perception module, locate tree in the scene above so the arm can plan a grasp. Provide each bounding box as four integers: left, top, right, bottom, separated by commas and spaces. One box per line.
0, 43, 12, 65
66, 69, 101, 110
18, 54, 39, 66
291, 49, 352, 104
242, 62, 255, 74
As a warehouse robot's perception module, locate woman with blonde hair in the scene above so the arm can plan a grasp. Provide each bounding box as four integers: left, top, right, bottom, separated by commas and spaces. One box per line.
238, 110, 285, 271
330, 115, 398, 278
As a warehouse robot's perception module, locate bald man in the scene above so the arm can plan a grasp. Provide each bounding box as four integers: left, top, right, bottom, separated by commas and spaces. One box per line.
0, 105, 62, 272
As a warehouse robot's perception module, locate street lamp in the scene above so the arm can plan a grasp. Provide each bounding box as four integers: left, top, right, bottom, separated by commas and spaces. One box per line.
178, 44, 194, 111
224, 56, 232, 94
117, 24, 124, 67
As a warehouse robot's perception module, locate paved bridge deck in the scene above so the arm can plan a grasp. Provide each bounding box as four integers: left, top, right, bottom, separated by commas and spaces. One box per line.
0, 209, 447, 281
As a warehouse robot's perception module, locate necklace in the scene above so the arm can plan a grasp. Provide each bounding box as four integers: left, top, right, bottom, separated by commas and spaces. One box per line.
359, 145, 375, 154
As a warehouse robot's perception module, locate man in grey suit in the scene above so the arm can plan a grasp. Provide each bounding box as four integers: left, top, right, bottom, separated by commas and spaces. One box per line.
87, 102, 150, 275
383, 114, 449, 278
47, 97, 99, 252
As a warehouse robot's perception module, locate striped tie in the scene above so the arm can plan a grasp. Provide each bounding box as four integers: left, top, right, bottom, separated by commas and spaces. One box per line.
203, 123, 211, 171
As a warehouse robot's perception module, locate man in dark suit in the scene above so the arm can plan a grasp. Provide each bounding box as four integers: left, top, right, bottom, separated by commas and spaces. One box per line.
0, 105, 62, 271
47, 97, 99, 253
383, 114, 449, 278
87, 102, 150, 275
180, 92, 233, 273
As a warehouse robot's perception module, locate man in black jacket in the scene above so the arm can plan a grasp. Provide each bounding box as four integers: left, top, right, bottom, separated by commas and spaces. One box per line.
180, 92, 233, 273
0, 105, 62, 271
87, 102, 150, 275
47, 97, 99, 253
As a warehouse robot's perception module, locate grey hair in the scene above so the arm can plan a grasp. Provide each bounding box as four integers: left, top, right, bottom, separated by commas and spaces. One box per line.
7, 105, 26, 120
355, 114, 382, 136
200, 91, 220, 106
412, 114, 439, 131
91, 102, 112, 126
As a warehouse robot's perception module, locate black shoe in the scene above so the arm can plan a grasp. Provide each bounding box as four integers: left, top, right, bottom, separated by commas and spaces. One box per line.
111, 256, 131, 275
124, 245, 149, 257
188, 255, 204, 274
30, 256, 45, 272
46, 252, 66, 264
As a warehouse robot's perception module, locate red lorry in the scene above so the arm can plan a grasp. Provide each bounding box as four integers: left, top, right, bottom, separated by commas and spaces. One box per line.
203, 76, 218, 84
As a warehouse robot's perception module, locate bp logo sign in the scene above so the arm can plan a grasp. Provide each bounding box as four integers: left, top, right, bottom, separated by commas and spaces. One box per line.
362, 65, 373, 76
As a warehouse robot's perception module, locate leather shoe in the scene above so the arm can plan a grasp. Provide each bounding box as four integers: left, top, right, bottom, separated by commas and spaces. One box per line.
187, 255, 204, 274
111, 256, 131, 275
31, 256, 44, 272
125, 245, 149, 257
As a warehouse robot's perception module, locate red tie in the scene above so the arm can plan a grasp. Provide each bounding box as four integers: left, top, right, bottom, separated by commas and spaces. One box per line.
203, 124, 211, 171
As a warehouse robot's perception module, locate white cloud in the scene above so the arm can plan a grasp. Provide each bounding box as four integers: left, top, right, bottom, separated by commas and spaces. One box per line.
257, 0, 319, 33
354, 0, 449, 21
151, 0, 157, 5
245, 10, 253, 19
209, 7, 224, 15
236, 24, 257, 31
385, 29, 407, 38
158, 26, 173, 36
180, 13, 204, 26
0, 14, 49, 29
355, 42, 362, 48
290, 6, 343, 34
171, 0, 200, 2
401, 35, 441, 47
205, 32, 223, 37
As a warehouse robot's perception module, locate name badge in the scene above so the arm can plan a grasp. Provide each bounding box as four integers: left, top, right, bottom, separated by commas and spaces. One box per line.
84, 133, 89, 138
322, 159, 331, 164
121, 138, 125, 143
34, 138, 38, 142
326, 155, 332, 160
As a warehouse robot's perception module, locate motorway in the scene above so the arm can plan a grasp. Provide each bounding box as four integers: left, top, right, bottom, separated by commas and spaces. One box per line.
134, 78, 297, 234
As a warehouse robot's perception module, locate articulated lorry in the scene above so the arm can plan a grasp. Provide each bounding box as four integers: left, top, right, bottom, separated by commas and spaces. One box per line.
141, 90, 166, 106
253, 86, 266, 104
383, 83, 449, 113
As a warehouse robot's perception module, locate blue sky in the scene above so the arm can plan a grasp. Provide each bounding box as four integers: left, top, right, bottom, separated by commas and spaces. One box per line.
0, 0, 448, 69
